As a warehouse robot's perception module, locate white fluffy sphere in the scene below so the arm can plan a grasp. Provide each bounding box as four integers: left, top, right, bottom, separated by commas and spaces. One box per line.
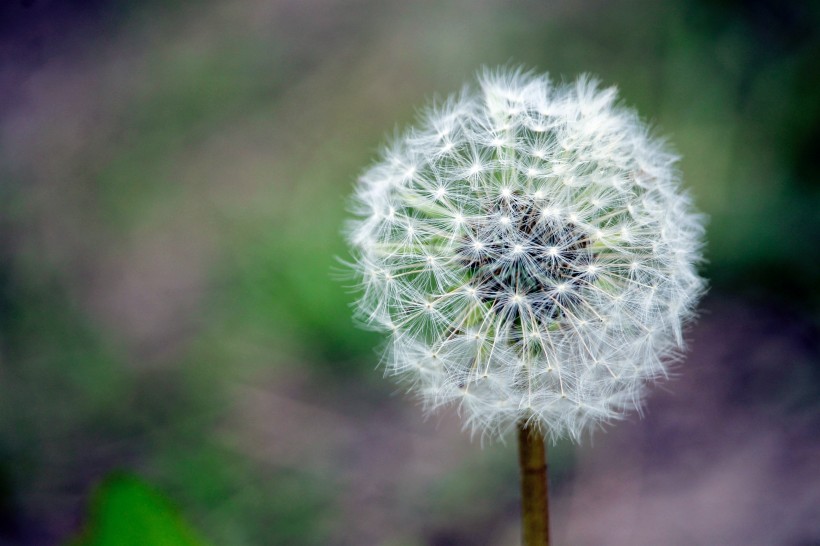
346, 68, 705, 441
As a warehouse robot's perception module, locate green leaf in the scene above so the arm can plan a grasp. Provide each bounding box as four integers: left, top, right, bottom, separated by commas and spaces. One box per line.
68, 473, 211, 546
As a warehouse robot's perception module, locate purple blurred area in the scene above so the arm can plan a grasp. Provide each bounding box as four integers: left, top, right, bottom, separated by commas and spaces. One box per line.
218, 297, 820, 545
555, 298, 819, 545
1, 0, 113, 110
0, 0, 818, 545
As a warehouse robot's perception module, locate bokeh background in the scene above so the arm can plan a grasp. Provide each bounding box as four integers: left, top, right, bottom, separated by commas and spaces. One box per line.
1, 0, 818, 544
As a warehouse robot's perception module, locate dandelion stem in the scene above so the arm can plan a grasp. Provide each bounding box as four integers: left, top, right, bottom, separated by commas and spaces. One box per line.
518, 421, 550, 546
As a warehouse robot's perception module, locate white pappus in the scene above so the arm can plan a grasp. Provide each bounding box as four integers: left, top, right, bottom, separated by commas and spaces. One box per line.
345, 67, 705, 442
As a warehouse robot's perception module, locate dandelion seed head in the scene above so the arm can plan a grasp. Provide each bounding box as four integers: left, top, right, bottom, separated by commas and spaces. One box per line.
346, 67, 705, 442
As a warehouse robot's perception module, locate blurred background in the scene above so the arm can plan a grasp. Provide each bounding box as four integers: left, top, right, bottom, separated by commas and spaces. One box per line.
1, 0, 818, 544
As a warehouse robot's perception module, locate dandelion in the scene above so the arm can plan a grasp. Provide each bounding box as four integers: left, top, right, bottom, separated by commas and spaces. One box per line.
345, 67, 705, 545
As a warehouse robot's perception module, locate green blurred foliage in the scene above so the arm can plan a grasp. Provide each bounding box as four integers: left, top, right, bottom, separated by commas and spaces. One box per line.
151, 445, 334, 545
68, 474, 210, 546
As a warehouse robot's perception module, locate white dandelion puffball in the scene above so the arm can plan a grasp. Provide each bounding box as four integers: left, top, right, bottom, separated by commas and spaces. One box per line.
346, 68, 705, 441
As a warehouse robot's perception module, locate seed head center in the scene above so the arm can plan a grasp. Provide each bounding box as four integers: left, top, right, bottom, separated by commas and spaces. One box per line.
460, 193, 591, 321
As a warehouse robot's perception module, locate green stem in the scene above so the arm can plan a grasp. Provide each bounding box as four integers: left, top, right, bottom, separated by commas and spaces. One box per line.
517, 421, 550, 546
